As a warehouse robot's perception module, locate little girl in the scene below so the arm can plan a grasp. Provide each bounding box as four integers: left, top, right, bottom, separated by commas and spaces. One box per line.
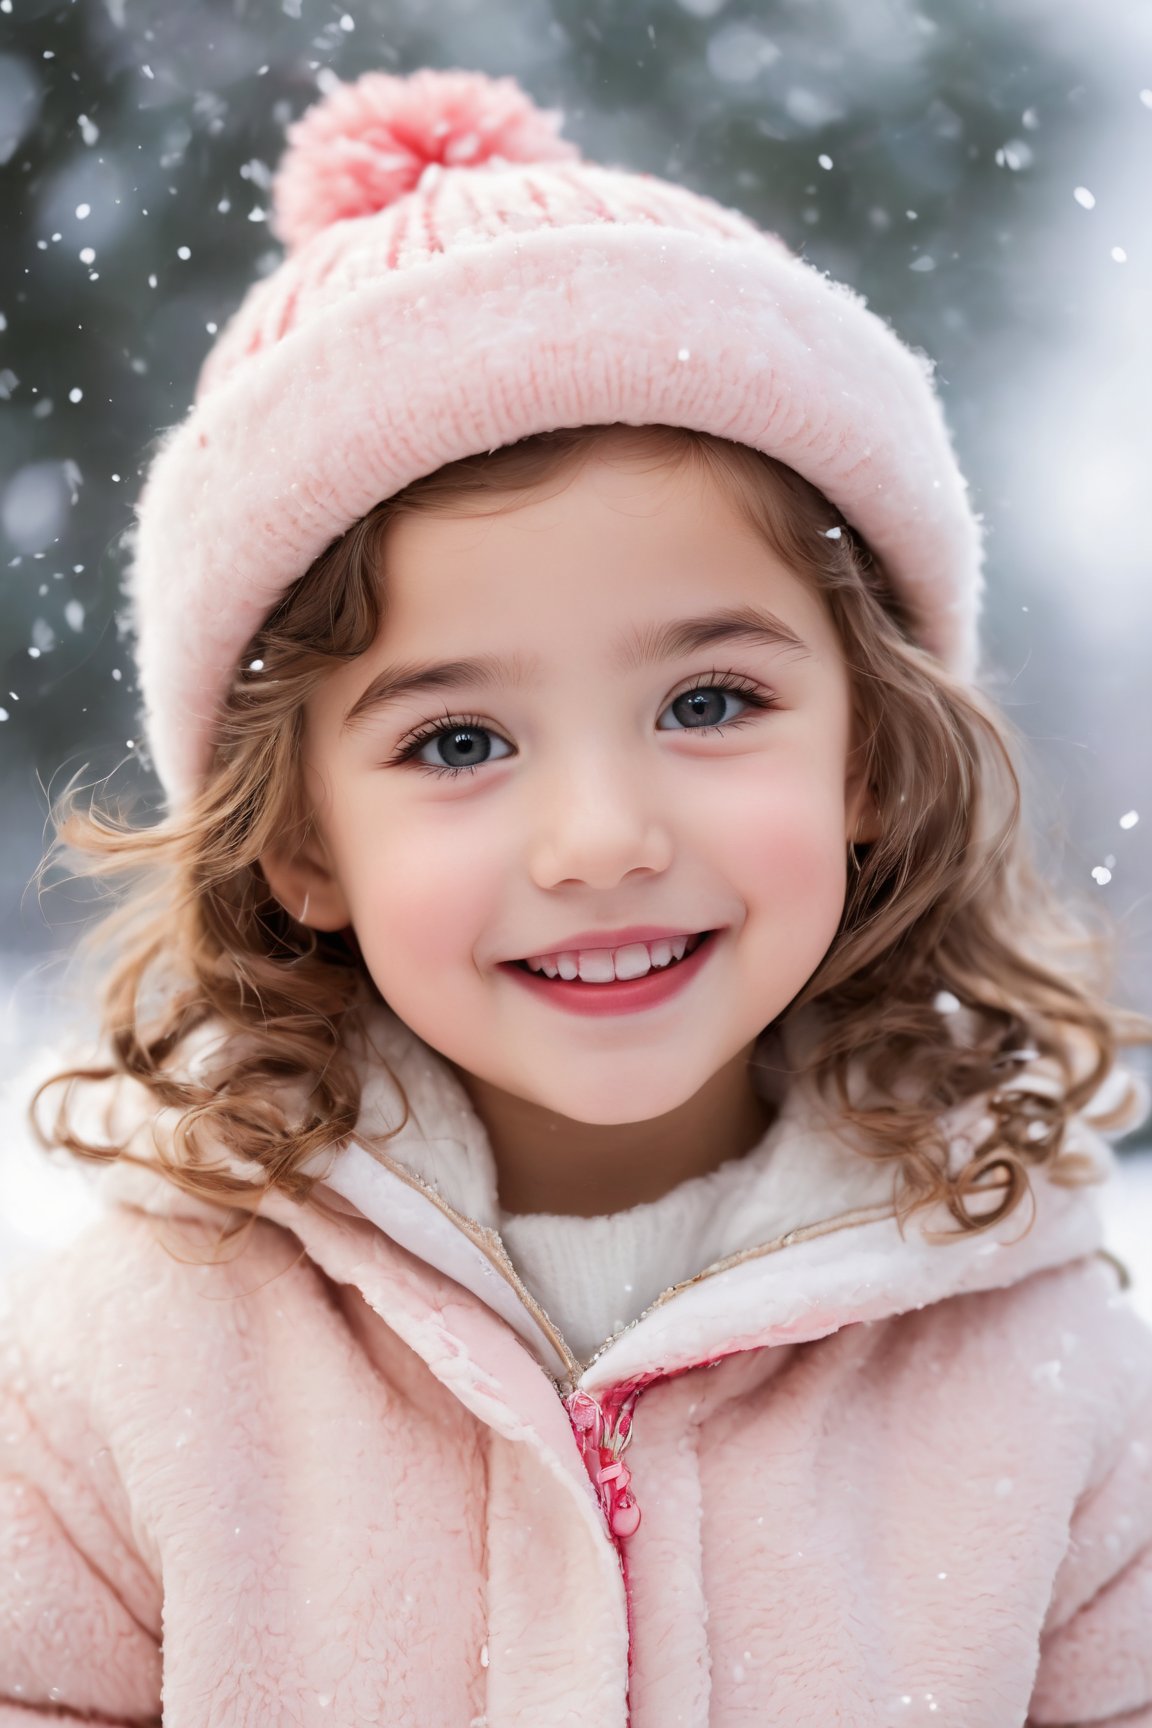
7, 66, 1152, 1727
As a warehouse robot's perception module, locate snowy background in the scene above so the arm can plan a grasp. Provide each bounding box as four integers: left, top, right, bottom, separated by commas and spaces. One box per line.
1, 0, 1149, 1292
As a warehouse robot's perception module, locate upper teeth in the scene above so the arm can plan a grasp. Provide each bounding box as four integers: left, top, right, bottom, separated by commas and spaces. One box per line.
523, 935, 697, 983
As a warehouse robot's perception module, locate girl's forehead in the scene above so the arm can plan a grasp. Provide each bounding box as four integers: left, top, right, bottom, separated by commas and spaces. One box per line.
387, 452, 744, 554
377, 457, 825, 636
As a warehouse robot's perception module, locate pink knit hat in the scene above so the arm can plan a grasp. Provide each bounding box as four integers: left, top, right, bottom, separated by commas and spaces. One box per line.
128, 65, 984, 809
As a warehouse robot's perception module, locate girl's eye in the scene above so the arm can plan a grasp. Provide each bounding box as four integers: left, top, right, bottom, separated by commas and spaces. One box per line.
391, 714, 514, 777
655, 675, 772, 734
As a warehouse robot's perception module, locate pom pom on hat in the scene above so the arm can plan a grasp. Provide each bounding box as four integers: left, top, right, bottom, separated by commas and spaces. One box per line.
271, 66, 583, 252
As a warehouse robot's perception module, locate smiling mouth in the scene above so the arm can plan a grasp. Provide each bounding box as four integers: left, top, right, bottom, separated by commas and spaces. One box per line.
511, 933, 711, 988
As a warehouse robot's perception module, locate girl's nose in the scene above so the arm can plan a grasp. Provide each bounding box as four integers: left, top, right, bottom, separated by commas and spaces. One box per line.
526, 751, 674, 891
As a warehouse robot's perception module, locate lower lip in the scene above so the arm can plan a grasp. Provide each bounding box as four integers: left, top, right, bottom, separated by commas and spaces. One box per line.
499, 932, 719, 1018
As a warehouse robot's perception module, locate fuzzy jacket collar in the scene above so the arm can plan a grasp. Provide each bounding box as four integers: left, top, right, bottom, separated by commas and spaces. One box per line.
92, 1003, 1127, 1391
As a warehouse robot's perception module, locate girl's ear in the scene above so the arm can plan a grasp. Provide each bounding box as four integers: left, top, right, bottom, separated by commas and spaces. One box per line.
846, 772, 883, 846
259, 832, 352, 933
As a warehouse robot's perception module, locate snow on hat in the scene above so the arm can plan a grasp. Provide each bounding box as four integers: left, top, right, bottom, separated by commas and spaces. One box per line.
128, 65, 983, 809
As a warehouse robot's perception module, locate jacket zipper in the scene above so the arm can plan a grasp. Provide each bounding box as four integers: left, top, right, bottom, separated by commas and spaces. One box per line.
562, 1377, 651, 1726
560, 1360, 724, 1728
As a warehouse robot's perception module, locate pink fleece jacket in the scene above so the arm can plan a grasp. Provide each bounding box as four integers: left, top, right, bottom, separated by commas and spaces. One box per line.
2, 1005, 1151, 1726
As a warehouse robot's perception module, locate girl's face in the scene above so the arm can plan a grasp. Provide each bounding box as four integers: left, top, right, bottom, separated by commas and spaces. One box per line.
270, 451, 873, 1129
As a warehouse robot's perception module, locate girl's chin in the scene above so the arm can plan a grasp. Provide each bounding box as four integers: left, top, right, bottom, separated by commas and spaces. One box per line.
437, 1056, 700, 1129
503, 1064, 722, 1126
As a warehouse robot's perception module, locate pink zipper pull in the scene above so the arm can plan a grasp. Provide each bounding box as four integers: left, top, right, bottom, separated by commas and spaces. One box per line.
600, 1457, 641, 1536
564, 1386, 643, 1541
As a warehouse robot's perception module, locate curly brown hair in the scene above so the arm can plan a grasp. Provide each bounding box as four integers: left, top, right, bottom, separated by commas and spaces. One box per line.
30, 423, 1148, 1238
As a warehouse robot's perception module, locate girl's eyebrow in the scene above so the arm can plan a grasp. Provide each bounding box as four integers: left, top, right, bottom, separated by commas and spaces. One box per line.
341, 604, 810, 730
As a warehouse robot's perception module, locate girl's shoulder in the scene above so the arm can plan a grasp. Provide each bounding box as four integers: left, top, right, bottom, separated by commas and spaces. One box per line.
872, 1248, 1152, 1575
0, 1202, 335, 1429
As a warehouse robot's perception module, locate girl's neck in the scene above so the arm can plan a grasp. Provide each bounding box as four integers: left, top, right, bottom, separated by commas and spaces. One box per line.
450, 1040, 777, 1217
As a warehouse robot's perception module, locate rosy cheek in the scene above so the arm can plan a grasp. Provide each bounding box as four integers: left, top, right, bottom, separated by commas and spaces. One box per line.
720, 774, 849, 916
343, 824, 497, 974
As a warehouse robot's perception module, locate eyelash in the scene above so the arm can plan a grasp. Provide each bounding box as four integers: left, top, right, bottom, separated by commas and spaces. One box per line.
385, 669, 778, 780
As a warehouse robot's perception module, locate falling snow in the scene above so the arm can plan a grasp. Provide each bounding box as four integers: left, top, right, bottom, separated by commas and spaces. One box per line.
1031, 1359, 1065, 1390
706, 23, 780, 83
239, 159, 273, 191
995, 140, 1034, 170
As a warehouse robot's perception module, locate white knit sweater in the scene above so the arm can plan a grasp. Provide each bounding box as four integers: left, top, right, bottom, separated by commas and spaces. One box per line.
497, 1122, 792, 1361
